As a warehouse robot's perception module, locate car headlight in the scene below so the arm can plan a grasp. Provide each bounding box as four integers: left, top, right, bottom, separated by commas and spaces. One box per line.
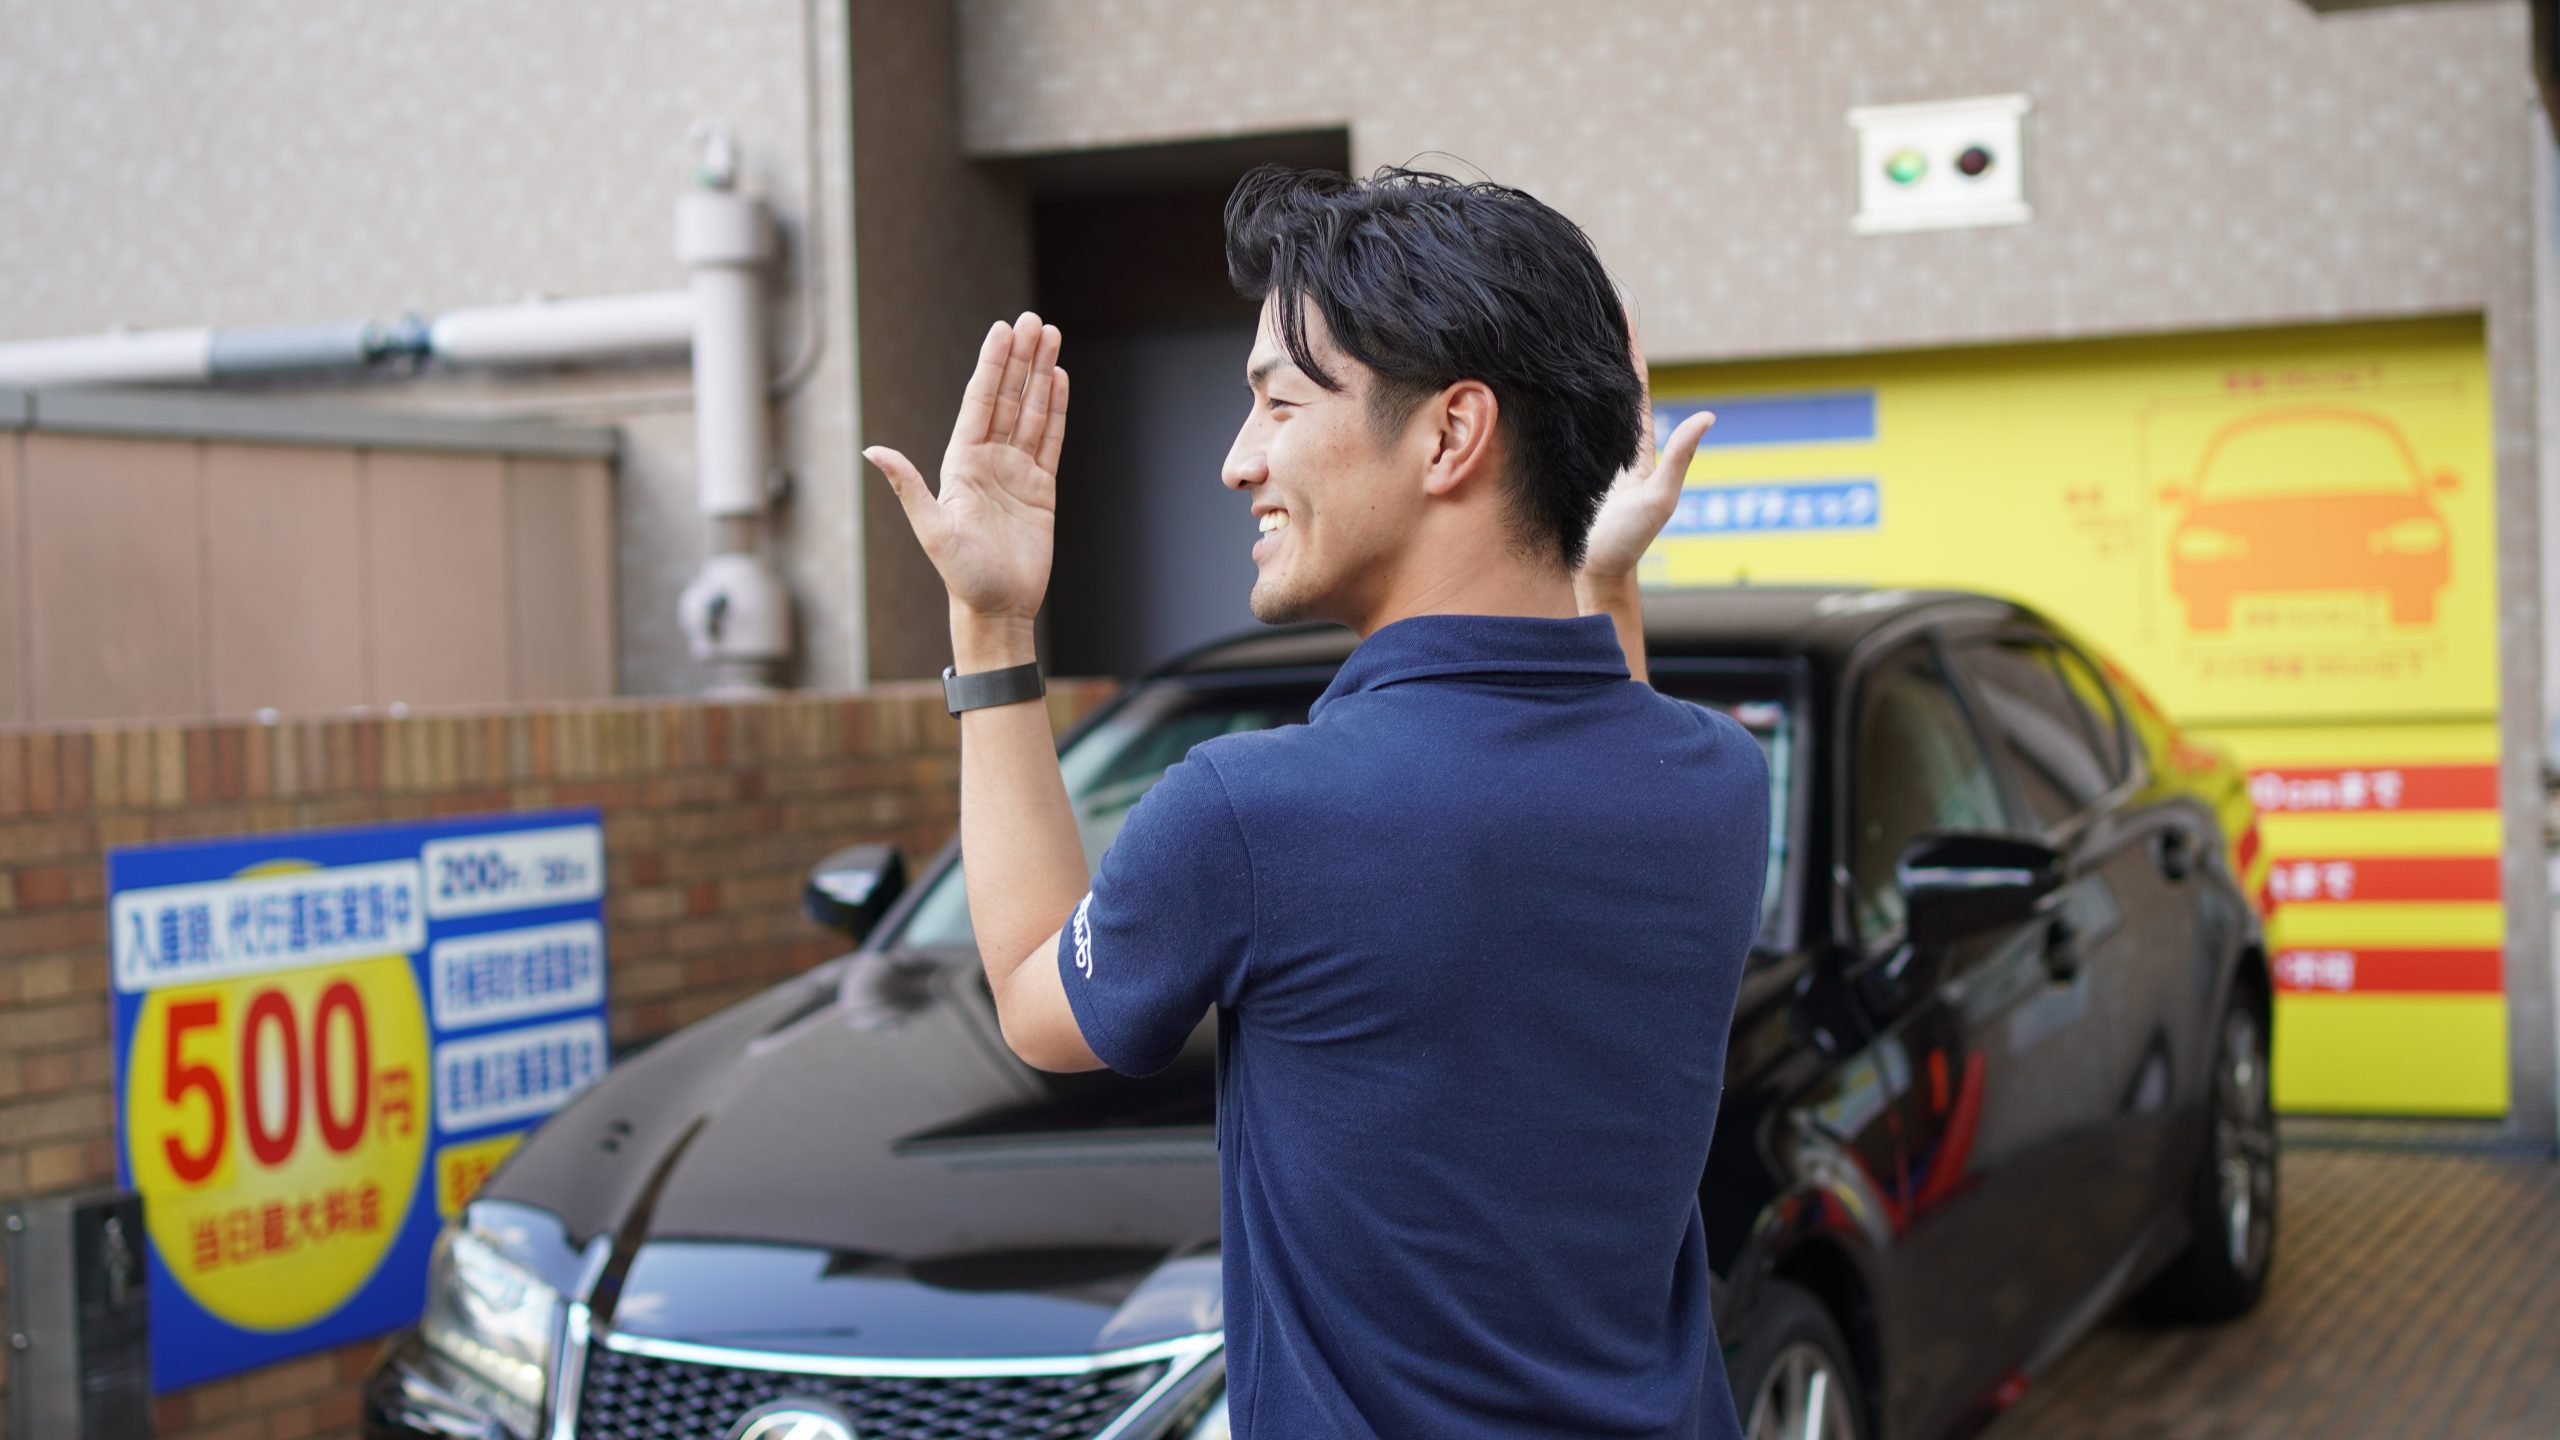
1181, 1389, 1231, 1439
2370, 516, 2446, 554
418, 1222, 563, 1436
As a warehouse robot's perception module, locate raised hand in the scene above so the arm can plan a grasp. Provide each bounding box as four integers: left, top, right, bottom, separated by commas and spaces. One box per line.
1579, 319, 1713, 583
864, 313, 1069, 622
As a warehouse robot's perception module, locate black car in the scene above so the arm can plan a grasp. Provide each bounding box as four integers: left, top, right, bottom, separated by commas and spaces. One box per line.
367, 585, 2277, 1440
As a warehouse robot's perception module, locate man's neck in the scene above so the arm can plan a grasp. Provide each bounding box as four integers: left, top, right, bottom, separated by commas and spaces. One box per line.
1349, 563, 1579, 638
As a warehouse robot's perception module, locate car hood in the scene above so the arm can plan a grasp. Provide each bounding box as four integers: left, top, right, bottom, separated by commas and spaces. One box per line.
482, 949, 1223, 1359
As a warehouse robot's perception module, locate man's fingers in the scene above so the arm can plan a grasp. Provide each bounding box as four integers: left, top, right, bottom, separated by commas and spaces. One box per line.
949, 321, 1012, 448
862, 445, 943, 545
1011, 324, 1064, 452
1651, 411, 1715, 499
1036, 367, 1071, 476
985, 312, 1042, 444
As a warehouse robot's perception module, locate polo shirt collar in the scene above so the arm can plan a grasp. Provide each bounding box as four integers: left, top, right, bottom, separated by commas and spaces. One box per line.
1311, 612, 1628, 719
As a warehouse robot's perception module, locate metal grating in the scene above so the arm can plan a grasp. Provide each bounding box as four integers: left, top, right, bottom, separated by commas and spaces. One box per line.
574, 1344, 1169, 1440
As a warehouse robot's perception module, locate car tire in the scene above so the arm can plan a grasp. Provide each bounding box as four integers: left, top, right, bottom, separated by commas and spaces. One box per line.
1728, 1279, 1869, 1440
2132, 992, 2277, 1323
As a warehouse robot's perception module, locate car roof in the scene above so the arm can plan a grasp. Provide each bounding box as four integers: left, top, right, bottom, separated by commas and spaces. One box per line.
1153, 584, 2029, 678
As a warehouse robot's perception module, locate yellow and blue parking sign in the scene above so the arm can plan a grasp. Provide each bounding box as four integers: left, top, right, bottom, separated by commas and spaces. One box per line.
107, 809, 609, 1391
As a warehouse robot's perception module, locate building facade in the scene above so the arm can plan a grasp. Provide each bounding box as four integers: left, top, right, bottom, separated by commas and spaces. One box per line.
1, 0, 2549, 1125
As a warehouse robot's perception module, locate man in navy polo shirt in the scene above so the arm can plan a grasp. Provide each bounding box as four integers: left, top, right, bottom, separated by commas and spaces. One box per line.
865, 167, 1766, 1438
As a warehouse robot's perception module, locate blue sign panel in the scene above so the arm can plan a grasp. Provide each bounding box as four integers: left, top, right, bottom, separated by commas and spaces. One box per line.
108, 809, 608, 1391
1665, 478, 1882, 537
1654, 389, 1878, 449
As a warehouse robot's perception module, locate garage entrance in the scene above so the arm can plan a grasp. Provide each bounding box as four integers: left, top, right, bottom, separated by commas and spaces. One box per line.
1024, 130, 1349, 679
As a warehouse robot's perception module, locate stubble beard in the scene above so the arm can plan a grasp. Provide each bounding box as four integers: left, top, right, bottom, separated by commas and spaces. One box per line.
1248, 569, 1318, 625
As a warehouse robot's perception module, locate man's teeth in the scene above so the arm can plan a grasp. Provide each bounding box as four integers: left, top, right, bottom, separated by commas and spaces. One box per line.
1258, 512, 1291, 534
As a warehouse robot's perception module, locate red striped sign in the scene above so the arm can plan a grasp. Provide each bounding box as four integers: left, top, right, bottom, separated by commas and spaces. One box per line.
2246, 764, 2497, 815
2273, 947, 2503, 995
2263, 855, 2501, 905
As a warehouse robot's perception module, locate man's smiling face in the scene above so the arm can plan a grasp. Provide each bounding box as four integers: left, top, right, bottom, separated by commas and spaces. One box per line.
1222, 298, 1424, 628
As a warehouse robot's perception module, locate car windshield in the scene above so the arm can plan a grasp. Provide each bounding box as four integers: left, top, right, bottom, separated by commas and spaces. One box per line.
2194, 415, 2422, 500
887, 668, 1797, 952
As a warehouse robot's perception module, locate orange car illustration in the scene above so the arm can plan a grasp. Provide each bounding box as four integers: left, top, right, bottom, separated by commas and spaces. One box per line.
2158, 407, 2456, 633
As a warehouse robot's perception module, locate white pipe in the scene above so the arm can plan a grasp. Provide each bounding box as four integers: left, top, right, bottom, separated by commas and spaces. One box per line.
427, 290, 695, 366
0, 328, 211, 386
677, 188, 772, 519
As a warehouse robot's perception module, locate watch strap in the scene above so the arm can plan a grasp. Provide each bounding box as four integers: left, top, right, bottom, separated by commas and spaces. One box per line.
942, 660, 1047, 716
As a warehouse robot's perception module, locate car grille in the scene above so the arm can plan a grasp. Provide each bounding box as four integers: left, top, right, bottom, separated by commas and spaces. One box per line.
572, 1342, 1171, 1439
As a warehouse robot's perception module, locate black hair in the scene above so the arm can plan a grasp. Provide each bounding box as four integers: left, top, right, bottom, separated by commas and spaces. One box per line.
1223, 164, 1644, 570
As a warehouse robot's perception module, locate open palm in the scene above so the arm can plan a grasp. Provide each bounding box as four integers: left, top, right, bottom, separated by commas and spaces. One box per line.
1581, 327, 1714, 581
864, 314, 1069, 621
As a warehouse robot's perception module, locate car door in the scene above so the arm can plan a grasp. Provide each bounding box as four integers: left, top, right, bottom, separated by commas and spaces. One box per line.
1943, 627, 2199, 1334
1836, 636, 2118, 1437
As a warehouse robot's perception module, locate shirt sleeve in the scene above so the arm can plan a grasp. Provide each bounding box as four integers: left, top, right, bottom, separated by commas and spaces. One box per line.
1058, 750, 1256, 1076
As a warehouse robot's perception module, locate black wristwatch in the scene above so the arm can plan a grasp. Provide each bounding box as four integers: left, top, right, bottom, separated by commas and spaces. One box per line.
941, 661, 1046, 716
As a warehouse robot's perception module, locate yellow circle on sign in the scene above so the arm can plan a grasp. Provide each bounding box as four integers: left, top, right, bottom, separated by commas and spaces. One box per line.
124, 952, 430, 1332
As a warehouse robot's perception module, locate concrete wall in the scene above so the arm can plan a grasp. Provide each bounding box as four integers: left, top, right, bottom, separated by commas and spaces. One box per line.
0, 680, 1109, 1440
954, 0, 2556, 1139
0, 0, 864, 695
847, 0, 1037, 682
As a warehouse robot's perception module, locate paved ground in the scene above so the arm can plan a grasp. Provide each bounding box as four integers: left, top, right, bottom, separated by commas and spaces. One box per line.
1989, 1121, 2560, 1440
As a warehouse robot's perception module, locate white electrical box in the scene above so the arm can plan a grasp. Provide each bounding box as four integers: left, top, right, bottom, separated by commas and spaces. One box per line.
1848, 94, 2030, 235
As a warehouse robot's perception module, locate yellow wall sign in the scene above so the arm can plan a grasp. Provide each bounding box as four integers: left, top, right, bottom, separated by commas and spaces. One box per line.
1650, 316, 2506, 1114
110, 811, 611, 1390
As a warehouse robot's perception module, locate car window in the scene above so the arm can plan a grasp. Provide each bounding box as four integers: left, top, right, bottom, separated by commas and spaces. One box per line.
2193, 415, 2421, 500
1951, 636, 2125, 831
1848, 645, 2008, 941
886, 670, 1800, 952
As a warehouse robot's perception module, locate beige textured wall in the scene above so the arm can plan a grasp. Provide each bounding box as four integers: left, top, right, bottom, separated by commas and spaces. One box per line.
0, 0, 864, 694
848, 0, 1037, 681
956, 0, 2528, 364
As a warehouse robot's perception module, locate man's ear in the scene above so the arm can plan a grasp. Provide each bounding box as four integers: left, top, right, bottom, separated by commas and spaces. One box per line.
1421, 380, 1500, 498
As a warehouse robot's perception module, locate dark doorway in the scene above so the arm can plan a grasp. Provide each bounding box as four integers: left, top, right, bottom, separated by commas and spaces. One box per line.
1023, 130, 1352, 679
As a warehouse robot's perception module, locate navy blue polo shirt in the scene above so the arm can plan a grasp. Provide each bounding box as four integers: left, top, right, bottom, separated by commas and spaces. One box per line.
1059, 612, 1767, 1439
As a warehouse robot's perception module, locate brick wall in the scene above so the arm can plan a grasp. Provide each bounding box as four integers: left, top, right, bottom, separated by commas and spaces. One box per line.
0, 680, 1111, 1440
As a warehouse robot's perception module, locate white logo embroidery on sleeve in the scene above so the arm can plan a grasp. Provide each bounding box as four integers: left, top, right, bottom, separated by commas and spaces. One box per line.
1071, 892, 1095, 979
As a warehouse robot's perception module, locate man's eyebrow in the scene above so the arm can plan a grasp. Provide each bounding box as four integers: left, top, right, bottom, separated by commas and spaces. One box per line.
1246, 354, 1292, 389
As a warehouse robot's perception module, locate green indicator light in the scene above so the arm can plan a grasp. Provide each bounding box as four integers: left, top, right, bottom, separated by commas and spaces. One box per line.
1884, 148, 1926, 186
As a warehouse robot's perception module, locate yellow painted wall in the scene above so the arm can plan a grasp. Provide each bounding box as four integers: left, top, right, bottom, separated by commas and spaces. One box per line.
1650, 316, 2505, 1115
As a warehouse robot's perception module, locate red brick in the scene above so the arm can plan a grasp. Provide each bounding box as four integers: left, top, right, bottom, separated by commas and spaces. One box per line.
0, 1088, 112, 1145
16, 952, 76, 1000
15, 864, 77, 907
0, 999, 107, 1049
155, 1392, 193, 1435
20, 1048, 101, 1094
0, 733, 23, 816
186, 726, 217, 805
24, 1138, 108, 1190
238, 1353, 337, 1409
0, 907, 103, 956
311, 1384, 363, 1431
24, 731, 57, 813
213, 726, 247, 801
0, 817, 97, 864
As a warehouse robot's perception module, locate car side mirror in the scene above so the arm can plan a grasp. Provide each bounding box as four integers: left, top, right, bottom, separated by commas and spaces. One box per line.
2156, 480, 2187, 506
803, 843, 908, 944
1896, 832, 2063, 946
2431, 468, 2458, 492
